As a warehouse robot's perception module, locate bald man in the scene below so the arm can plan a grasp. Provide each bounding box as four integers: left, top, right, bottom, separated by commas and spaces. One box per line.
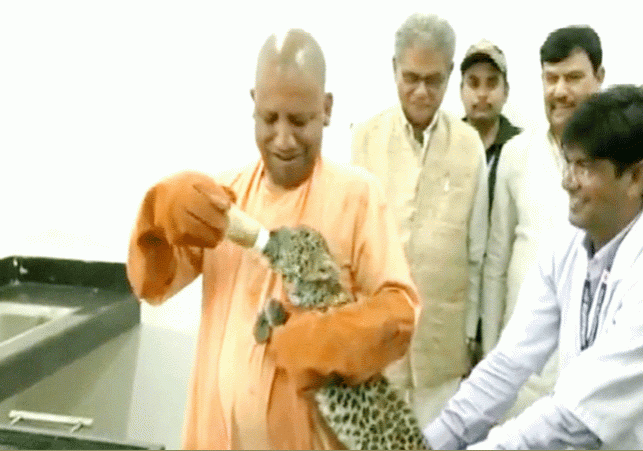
127, 29, 419, 450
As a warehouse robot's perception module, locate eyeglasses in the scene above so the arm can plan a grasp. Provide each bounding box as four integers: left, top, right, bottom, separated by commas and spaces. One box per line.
563, 160, 591, 181
401, 71, 447, 91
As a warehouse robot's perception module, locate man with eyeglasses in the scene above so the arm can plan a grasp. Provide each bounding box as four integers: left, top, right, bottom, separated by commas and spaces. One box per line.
351, 12, 488, 425
425, 84, 643, 450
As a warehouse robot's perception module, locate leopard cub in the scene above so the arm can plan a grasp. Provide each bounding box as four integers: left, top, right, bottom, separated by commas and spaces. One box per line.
253, 225, 430, 450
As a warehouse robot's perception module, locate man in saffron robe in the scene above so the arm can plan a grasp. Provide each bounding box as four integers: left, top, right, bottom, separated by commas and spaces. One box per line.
126, 28, 420, 450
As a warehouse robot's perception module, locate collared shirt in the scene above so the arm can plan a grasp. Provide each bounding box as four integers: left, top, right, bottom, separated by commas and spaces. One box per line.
401, 104, 440, 165
425, 211, 643, 450
583, 215, 635, 298
580, 214, 638, 351
463, 114, 522, 210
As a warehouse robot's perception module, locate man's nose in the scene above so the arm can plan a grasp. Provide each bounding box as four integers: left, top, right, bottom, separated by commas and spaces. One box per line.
562, 163, 579, 192
553, 78, 570, 98
274, 119, 296, 150
476, 87, 489, 100
414, 80, 429, 97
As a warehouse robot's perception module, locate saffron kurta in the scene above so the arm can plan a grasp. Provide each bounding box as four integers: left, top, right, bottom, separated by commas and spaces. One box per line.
127, 157, 420, 450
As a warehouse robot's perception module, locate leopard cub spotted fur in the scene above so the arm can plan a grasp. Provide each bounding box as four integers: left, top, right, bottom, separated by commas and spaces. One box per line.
254, 225, 430, 450
261, 225, 351, 309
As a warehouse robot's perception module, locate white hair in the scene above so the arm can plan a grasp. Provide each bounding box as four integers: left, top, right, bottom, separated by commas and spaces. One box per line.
394, 13, 456, 62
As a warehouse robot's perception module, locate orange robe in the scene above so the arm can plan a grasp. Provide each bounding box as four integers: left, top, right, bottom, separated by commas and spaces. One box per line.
127, 157, 420, 450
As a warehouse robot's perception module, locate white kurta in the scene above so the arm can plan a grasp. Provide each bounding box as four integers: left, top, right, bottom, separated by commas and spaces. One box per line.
483, 125, 567, 351
482, 125, 568, 416
425, 213, 643, 449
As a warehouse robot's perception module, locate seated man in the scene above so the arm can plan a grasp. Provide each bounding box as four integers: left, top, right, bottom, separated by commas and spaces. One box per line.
127, 29, 419, 450
424, 84, 643, 449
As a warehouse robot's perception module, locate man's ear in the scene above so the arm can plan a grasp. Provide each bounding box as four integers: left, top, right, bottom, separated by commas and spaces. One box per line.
323, 93, 333, 126
392, 56, 397, 74
250, 89, 255, 101
627, 159, 643, 200
501, 77, 510, 104
596, 66, 606, 85
444, 61, 454, 87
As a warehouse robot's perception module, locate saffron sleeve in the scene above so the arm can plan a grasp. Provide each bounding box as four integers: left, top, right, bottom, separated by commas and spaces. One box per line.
268, 171, 420, 390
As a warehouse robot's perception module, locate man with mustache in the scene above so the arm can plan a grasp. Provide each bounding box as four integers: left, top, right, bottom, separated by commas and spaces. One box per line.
351, 12, 488, 425
482, 25, 604, 417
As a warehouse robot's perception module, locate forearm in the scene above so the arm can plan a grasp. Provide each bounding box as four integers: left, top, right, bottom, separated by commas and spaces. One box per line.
127, 229, 176, 303
428, 255, 563, 449
467, 398, 601, 450
269, 287, 416, 389
126, 182, 203, 304
424, 350, 533, 449
127, 229, 201, 304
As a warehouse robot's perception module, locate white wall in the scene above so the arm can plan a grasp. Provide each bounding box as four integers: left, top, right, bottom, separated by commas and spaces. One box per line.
1, 0, 641, 334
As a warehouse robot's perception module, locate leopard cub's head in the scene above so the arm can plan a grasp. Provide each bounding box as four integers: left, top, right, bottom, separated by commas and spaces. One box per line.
263, 226, 339, 280
262, 225, 343, 307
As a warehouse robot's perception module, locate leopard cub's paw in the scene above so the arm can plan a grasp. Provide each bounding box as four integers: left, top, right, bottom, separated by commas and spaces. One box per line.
253, 309, 271, 343
266, 298, 290, 327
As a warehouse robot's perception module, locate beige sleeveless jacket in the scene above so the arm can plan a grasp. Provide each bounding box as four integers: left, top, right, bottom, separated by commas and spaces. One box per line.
352, 106, 488, 387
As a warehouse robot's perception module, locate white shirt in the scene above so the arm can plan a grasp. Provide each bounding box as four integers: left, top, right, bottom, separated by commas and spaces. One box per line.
425, 212, 643, 449
400, 104, 440, 164
482, 126, 567, 353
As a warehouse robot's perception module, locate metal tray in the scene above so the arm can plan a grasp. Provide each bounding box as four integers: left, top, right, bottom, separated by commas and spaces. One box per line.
0, 423, 162, 450
0, 256, 140, 401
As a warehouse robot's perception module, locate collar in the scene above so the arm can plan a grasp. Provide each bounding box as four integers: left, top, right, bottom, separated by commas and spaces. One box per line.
258, 155, 323, 196
494, 115, 522, 146
582, 211, 642, 262
398, 104, 439, 144
461, 114, 521, 149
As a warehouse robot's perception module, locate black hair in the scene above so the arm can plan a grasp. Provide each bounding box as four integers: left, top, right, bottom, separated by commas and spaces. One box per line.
540, 26, 602, 72
562, 85, 643, 175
